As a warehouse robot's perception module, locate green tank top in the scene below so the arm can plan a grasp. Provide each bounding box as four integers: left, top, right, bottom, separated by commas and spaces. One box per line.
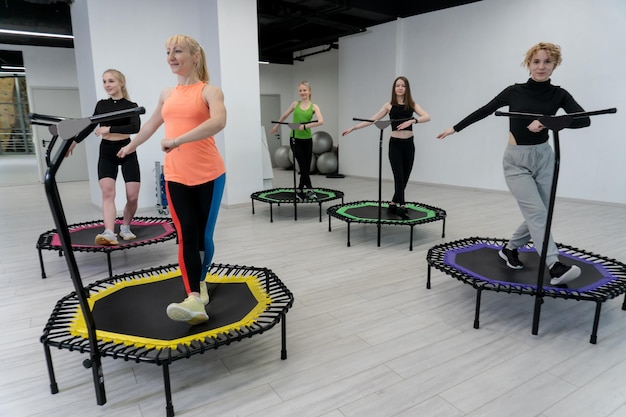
292, 101, 314, 139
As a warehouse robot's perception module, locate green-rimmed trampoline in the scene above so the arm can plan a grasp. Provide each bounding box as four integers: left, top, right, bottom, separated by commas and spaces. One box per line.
327, 200, 446, 250
251, 187, 344, 222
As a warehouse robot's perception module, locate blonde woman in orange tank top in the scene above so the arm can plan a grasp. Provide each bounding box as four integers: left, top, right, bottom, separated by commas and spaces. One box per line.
118, 34, 226, 325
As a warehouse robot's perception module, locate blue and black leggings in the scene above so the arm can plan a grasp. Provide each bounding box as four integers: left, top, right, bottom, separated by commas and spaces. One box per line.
166, 174, 225, 294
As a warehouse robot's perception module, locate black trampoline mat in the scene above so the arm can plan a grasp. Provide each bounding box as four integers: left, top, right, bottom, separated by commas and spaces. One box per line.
51, 220, 174, 248
91, 276, 261, 340
448, 245, 613, 290
254, 188, 341, 203
342, 203, 430, 221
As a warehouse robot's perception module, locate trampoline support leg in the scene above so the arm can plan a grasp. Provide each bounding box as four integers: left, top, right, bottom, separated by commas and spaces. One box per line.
426, 266, 432, 289
442, 217, 446, 238
347, 223, 351, 247
328, 214, 332, 232
162, 362, 175, 417
281, 312, 288, 360
409, 226, 414, 251
621, 293, 626, 311
43, 343, 59, 394
106, 253, 113, 278
531, 296, 544, 336
318, 202, 322, 222
251, 199, 255, 215
473, 289, 482, 329
270, 203, 274, 223
590, 301, 602, 344
38, 247, 47, 279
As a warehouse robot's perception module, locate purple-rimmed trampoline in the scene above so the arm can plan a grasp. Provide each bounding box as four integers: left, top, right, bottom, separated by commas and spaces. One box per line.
36, 217, 176, 278
426, 237, 626, 343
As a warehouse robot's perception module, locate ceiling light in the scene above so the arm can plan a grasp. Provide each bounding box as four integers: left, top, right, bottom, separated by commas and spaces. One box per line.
0, 29, 74, 40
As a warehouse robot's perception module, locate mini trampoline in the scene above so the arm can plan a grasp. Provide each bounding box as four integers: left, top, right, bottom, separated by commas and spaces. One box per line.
424, 108, 620, 343
31, 108, 294, 416
426, 237, 626, 344
251, 187, 344, 222
327, 200, 446, 250
42, 262, 294, 416
36, 216, 176, 278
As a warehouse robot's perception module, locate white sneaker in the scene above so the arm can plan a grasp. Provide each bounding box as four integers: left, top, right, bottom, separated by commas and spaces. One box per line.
95, 229, 118, 246
119, 225, 136, 240
166, 295, 208, 324
200, 281, 209, 305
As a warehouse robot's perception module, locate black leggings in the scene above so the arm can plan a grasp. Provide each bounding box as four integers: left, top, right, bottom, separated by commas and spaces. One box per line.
291, 138, 313, 190
97, 138, 140, 182
166, 174, 225, 295
388, 137, 415, 205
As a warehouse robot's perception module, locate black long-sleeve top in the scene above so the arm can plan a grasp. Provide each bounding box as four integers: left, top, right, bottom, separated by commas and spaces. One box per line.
453, 78, 590, 145
93, 98, 141, 136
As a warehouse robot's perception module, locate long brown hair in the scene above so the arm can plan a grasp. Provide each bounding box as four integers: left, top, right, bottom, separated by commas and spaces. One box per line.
389, 76, 415, 110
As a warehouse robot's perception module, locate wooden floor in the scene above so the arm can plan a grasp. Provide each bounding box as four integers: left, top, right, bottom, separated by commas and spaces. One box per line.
2, 167, 626, 417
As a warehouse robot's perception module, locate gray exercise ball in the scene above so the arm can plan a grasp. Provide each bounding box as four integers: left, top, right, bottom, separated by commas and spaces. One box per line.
273, 145, 293, 169
312, 131, 333, 154
316, 151, 338, 174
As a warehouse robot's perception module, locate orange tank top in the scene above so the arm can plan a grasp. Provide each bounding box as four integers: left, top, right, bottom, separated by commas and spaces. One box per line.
161, 82, 225, 185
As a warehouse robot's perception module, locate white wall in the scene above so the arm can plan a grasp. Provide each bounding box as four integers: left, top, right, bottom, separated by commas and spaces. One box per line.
72, 0, 262, 209
337, 0, 626, 205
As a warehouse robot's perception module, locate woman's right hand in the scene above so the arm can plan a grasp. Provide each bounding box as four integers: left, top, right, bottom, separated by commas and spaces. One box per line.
270, 125, 278, 134
341, 127, 355, 136
65, 141, 77, 157
436, 127, 456, 139
117, 143, 134, 158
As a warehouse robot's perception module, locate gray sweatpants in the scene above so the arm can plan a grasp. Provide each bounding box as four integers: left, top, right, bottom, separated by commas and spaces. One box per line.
503, 142, 560, 266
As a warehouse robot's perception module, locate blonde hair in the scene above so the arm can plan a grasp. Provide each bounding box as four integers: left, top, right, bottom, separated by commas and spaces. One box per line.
522, 42, 563, 68
299, 81, 312, 100
165, 34, 210, 83
102, 69, 130, 100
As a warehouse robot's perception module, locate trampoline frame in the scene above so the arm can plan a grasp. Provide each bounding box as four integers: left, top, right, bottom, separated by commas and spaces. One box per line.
41, 262, 294, 416
426, 236, 626, 344
327, 199, 446, 250
251, 187, 344, 222
36, 216, 177, 278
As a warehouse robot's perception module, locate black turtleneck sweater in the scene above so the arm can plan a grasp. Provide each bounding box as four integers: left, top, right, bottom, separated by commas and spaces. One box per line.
453, 78, 590, 145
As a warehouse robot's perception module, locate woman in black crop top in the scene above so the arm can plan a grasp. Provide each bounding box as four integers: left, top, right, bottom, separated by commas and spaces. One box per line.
342, 76, 430, 218
68, 69, 141, 246
437, 42, 590, 286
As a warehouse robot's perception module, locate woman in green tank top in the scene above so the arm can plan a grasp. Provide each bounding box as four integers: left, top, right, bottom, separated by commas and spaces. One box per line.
270, 81, 324, 200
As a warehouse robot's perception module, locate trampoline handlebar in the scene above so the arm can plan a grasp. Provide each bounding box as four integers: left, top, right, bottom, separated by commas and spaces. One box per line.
495, 108, 617, 119
271, 120, 318, 131
91, 106, 146, 123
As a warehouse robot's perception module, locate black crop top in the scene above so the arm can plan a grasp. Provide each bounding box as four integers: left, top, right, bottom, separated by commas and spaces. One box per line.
453, 78, 590, 145
93, 98, 141, 135
389, 104, 414, 132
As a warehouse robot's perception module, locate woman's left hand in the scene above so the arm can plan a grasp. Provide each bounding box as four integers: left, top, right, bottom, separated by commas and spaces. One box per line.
161, 138, 178, 153
527, 120, 545, 133
397, 120, 415, 130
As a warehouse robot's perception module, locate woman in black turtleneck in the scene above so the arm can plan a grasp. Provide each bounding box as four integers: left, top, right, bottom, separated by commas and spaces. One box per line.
437, 42, 590, 286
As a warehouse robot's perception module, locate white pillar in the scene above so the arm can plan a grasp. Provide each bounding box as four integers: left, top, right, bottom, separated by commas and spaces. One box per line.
71, 0, 262, 210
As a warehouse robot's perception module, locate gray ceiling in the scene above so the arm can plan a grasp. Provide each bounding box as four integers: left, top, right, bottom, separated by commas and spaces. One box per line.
0, 0, 481, 69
